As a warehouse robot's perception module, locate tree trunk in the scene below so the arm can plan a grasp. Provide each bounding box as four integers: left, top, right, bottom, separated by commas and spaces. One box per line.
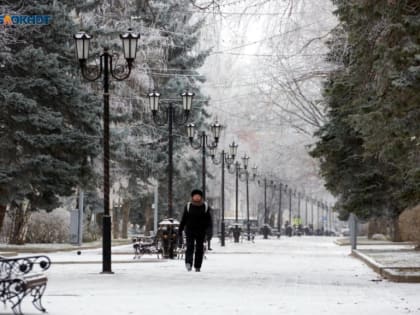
112, 206, 120, 239
121, 200, 130, 239
8, 202, 32, 245
144, 206, 153, 235
391, 216, 402, 242
0, 204, 6, 233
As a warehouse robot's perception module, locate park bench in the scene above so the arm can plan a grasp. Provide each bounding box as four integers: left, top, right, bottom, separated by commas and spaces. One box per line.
0, 255, 51, 315
242, 232, 255, 243
132, 236, 161, 259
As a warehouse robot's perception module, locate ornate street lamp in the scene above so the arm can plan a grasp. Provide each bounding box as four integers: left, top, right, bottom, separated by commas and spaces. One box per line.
227, 161, 241, 223
74, 31, 91, 61
74, 29, 139, 274
305, 196, 309, 230
182, 91, 194, 111
148, 90, 194, 219
239, 154, 252, 241
316, 200, 321, 234
229, 141, 238, 157
310, 197, 315, 233
293, 191, 303, 232
227, 160, 245, 243
272, 182, 284, 239
211, 120, 222, 142
288, 186, 293, 234
187, 120, 222, 198
210, 141, 237, 246
255, 173, 275, 239
148, 90, 160, 113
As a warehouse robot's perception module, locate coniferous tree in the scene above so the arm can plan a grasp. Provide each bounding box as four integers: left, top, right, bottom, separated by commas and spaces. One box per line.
0, 0, 101, 243
310, 0, 419, 239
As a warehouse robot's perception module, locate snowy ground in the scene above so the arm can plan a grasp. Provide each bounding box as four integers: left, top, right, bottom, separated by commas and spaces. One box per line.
7, 237, 420, 315
358, 248, 420, 268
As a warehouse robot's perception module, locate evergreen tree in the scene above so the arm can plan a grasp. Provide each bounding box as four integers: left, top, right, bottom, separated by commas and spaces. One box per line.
0, 0, 101, 243
310, 0, 419, 238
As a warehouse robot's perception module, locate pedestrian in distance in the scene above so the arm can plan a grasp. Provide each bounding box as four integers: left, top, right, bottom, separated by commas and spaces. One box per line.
179, 189, 212, 272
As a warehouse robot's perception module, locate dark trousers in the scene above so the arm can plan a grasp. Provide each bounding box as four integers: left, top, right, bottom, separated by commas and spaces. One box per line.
185, 233, 205, 269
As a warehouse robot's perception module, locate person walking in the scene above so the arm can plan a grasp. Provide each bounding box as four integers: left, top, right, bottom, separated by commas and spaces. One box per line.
179, 189, 212, 272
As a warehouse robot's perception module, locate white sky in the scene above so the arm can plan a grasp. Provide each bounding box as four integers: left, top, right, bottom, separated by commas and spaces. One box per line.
197, 1, 338, 208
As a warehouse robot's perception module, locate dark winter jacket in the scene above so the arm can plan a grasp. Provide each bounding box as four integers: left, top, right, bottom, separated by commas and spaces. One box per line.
179, 201, 212, 237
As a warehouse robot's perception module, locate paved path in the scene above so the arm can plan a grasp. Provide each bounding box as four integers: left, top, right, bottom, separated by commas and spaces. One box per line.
14, 237, 420, 315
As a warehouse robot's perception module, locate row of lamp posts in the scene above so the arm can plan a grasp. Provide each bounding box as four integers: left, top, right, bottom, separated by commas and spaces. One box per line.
73, 29, 335, 272
215, 162, 335, 242
148, 90, 194, 219
73, 29, 216, 268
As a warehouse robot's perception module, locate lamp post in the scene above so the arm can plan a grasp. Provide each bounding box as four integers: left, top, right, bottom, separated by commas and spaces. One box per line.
187, 121, 221, 198
227, 161, 240, 222
329, 204, 334, 235
324, 202, 328, 235
311, 197, 315, 234
287, 187, 291, 226
297, 192, 301, 221
276, 183, 283, 238
227, 160, 242, 243
324, 203, 327, 234
241, 155, 251, 241
288, 187, 292, 236
316, 200, 321, 234
74, 29, 139, 274
231, 154, 251, 242
210, 141, 237, 246
148, 90, 194, 218
256, 175, 274, 239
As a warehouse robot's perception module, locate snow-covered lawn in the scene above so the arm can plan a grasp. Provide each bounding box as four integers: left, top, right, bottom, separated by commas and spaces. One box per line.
6, 237, 420, 315
358, 249, 420, 268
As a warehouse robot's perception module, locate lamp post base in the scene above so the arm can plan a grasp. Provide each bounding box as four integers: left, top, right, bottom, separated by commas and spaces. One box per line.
233, 226, 240, 243
102, 215, 113, 274
221, 222, 225, 247
263, 225, 269, 239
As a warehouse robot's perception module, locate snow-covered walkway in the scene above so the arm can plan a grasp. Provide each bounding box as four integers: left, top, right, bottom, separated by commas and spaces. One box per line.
13, 237, 420, 315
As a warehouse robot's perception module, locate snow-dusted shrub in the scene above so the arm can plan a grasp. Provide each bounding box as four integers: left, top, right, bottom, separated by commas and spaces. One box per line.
371, 234, 387, 241
83, 212, 100, 242
367, 217, 390, 239
399, 204, 420, 248
26, 209, 70, 243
